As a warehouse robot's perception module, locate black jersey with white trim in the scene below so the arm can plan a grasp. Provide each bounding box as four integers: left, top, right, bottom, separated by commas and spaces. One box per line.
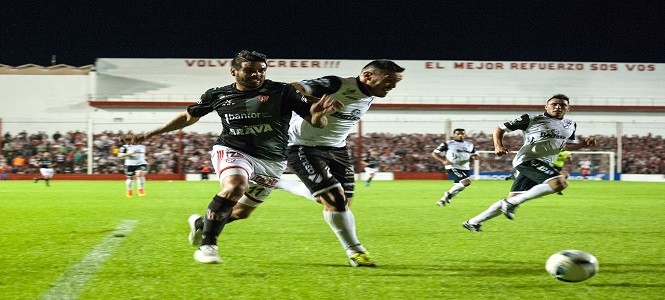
501, 113, 579, 167
187, 80, 312, 161
289, 76, 373, 147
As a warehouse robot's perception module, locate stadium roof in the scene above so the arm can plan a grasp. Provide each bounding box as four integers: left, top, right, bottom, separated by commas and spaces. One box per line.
0, 64, 95, 75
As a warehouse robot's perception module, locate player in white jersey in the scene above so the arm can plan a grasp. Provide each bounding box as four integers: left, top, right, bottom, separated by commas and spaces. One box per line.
219, 60, 405, 267
286, 60, 405, 267
118, 143, 149, 197
431, 128, 479, 206
463, 94, 596, 232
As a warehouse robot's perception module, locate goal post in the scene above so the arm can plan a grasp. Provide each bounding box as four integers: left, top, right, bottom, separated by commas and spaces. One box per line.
473, 151, 616, 181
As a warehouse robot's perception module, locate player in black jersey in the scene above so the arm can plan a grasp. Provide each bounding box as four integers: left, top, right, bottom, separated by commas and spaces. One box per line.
464, 94, 596, 232
362, 150, 381, 187
33, 152, 56, 186
125, 50, 336, 264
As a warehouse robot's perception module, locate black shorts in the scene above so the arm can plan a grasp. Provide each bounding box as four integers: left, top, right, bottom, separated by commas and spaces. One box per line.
511, 160, 561, 193
124, 164, 148, 177
286, 145, 355, 198
445, 168, 471, 183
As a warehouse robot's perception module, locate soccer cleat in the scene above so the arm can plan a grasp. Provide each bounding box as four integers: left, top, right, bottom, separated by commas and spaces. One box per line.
437, 192, 451, 206
557, 192, 564, 195
462, 220, 482, 232
348, 252, 376, 267
500, 199, 518, 220
194, 245, 221, 264
126, 190, 133, 197
188, 214, 203, 246
34, 178, 38, 183
138, 188, 146, 196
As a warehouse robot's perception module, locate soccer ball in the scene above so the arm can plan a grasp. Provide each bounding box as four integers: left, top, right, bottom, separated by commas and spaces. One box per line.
545, 250, 599, 282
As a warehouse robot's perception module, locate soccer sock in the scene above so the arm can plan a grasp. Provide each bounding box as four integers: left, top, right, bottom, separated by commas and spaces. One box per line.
447, 183, 466, 198
468, 200, 503, 224
507, 183, 555, 206
137, 177, 145, 189
275, 177, 316, 201
225, 216, 239, 224
125, 179, 133, 190
201, 195, 235, 246
323, 210, 366, 255
45, 179, 50, 186
195, 217, 204, 230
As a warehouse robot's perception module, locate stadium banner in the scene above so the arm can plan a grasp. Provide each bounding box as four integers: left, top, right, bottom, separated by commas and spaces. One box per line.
95, 58, 665, 106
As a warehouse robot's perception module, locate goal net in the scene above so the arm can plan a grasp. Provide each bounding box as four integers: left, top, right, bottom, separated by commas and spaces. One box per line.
473, 151, 616, 181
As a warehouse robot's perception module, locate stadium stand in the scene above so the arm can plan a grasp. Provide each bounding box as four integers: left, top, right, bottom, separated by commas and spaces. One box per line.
1, 130, 662, 176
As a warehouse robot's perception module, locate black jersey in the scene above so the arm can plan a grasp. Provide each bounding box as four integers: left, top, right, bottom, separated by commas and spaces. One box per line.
364, 156, 380, 168
187, 80, 312, 161
38, 157, 54, 168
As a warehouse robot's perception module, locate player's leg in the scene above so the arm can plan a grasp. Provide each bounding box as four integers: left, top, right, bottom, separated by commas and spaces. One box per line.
136, 165, 147, 196
364, 167, 376, 187
195, 147, 252, 263
289, 146, 374, 267
275, 175, 317, 201
124, 166, 135, 197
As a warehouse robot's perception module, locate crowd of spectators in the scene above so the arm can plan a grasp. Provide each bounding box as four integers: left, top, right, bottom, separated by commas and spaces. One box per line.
1, 130, 663, 176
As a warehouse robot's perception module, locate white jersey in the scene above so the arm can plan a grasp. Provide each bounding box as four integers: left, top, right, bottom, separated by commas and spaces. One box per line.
119, 144, 148, 166
433, 140, 476, 170
288, 76, 374, 147
501, 113, 579, 167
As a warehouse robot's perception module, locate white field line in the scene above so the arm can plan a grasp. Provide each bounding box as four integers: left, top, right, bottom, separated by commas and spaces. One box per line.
40, 220, 138, 300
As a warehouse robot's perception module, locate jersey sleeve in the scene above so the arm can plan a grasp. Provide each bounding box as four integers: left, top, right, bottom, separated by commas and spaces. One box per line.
433, 142, 448, 153
566, 122, 579, 144
501, 114, 530, 132
186, 89, 215, 118
285, 84, 312, 118
297, 76, 343, 97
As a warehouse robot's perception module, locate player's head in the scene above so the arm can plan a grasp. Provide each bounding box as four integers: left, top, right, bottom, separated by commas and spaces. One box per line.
231, 50, 268, 91
452, 128, 466, 141
545, 93, 570, 119
360, 60, 405, 98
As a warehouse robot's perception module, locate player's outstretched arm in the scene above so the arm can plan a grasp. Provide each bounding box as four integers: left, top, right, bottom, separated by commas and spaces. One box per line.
126, 111, 200, 143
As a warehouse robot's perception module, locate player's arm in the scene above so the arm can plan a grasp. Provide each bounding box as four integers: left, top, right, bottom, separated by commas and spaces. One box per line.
305, 94, 337, 128
493, 126, 510, 156
565, 136, 596, 151
431, 150, 450, 165
292, 81, 344, 111
129, 111, 200, 143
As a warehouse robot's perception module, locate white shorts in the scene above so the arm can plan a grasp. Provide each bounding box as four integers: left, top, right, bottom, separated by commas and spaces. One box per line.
211, 145, 287, 207
364, 167, 379, 174
40, 168, 55, 178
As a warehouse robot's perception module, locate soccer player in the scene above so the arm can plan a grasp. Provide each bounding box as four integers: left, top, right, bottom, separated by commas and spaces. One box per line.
127, 50, 335, 264
191, 60, 405, 267
118, 141, 149, 197
463, 94, 596, 232
362, 150, 381, 187
431, 128, 480, 206
33, 151, 56, 186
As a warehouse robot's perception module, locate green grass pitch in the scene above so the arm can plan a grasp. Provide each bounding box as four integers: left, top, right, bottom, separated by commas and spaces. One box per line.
1, 179, 664, 299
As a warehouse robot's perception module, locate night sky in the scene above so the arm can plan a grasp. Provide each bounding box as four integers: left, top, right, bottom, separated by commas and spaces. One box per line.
2, 1, 664, 67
